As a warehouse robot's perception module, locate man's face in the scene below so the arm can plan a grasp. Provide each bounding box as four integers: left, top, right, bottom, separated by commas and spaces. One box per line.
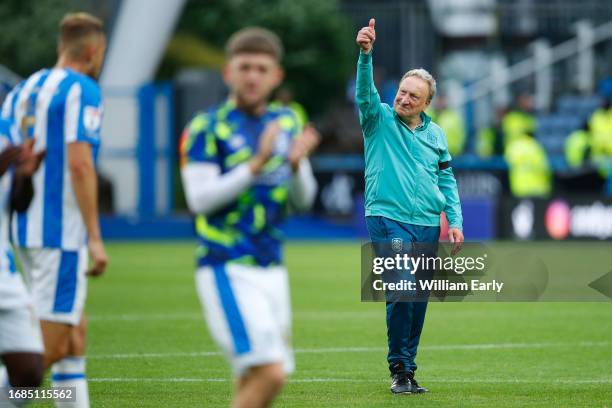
224, 53, 283, 110
393, 76, 430, 119
88, 37, 107, 79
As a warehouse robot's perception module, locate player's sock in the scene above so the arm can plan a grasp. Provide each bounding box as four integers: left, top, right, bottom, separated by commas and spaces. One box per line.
51, 357, 89, 408
0, 365, 8, 391
0, 365, 12, 406
0, 365, 26, 407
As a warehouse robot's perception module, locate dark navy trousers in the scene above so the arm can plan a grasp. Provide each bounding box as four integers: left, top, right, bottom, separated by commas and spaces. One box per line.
366, 215, 440, 374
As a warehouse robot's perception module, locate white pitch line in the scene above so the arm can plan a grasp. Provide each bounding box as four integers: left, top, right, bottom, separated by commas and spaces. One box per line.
87, 310, 383, 322
86, 308, 612, 323
90, 351, 221, 359
88, 377, 612, 384
89, 378, 228, 383
88, 312, 202, 322
88, 341, 610, 360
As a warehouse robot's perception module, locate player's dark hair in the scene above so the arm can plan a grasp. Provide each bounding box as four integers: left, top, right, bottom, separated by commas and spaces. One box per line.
225, 27, 283, 61
58, 12, 105, 59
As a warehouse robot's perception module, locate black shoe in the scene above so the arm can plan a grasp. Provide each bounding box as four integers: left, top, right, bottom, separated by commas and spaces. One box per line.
407, 371, 429, 393
389, 362, 416, 394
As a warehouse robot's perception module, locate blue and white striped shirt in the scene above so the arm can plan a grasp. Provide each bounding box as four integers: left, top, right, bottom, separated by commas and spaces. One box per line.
1, 68, 103, 250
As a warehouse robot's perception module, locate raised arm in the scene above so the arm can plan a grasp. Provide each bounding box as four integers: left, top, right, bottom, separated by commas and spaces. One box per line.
355, 18, 382, 133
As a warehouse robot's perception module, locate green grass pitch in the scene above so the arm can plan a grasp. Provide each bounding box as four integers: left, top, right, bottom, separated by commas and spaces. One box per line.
31, 241, 612, 407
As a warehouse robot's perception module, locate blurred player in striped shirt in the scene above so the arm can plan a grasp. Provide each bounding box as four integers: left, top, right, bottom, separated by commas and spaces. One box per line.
1, 12, 108, 408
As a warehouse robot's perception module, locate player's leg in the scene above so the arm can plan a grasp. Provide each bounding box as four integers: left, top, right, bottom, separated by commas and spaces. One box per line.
16, 248, 73, 367
49, 316, 89, 408
1, 353, 44, 388
49, 247, 89, 408
233, 265, 291, 408
40, 319, 91, 408
20, 247, 90, 407
40, 321, 71, 367
196, 264, 288, 407
233, 265, 294, 407
234, 362, 285, 408
0, 306, 44, 407
267, 266, 294, 377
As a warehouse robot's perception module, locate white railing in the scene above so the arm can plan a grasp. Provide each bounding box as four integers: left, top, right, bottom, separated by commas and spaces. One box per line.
456, 19, 612, 111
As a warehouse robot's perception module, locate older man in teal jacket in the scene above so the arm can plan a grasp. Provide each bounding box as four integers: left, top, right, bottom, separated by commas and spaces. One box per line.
356, 18, 464, 394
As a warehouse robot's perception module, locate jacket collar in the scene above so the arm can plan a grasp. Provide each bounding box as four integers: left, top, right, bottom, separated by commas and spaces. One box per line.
419, 111, 431, 129
396, 111, 431, 131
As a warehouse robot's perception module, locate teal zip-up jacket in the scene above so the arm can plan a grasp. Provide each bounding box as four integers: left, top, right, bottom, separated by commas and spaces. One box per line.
356, 51, 463, 230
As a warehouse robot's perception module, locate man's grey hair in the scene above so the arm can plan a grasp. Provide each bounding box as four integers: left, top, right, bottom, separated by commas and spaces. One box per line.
401, 68, 437, 103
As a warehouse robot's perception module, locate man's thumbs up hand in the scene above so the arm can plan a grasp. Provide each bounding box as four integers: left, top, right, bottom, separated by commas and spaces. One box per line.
356, 18, 376, 54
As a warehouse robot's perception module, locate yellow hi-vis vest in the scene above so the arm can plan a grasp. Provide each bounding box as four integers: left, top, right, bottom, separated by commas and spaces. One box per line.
502, 111, 536, 147
476, 126, 495, 158
588, 108, 612, 177
504, 134, 551, 197
270, 100, 308, 130
565, 129, 590, 168
437, 109, 465, 156
589, 108, 612, 157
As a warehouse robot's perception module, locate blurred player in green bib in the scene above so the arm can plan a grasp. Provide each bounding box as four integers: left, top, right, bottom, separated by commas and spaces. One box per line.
180, 27, 319, 408
355, 18, 464, 394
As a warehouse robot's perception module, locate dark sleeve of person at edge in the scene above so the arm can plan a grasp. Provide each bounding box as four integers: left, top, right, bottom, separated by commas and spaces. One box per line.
10, 174, 34, 213
0, 145, 34, 213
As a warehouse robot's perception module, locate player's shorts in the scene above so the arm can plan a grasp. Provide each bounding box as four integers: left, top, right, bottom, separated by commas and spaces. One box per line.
16, 247, 88, 326
0, 305, 43, 355
195, 263, 294, 377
